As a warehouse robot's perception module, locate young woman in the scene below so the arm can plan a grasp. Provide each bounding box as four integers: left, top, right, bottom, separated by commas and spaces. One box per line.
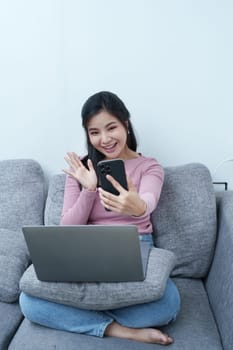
20, 91, 180, 345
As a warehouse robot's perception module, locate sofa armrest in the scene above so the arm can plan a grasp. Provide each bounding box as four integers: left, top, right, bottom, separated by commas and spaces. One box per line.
205, 191, 233, 350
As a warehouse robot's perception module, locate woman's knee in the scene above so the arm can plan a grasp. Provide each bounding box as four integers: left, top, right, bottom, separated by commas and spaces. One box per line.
19, 292, 48, 323
19, 292, 34, 320
163, 279, 181, 322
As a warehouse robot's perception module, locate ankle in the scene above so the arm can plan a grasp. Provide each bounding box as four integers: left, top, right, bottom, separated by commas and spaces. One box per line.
105, 322, 132, 339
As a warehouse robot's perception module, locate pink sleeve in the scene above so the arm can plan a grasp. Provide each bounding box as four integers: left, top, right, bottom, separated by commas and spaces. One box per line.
139, 160, 164, 217
60, 175, 97, 225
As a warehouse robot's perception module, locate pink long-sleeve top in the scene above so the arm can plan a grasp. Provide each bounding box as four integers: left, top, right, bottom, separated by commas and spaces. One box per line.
60, 155, 164, 234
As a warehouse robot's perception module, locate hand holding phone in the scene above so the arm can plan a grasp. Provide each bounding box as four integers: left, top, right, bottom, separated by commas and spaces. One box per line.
97, 159, 146, 216
97, 159, 128, 196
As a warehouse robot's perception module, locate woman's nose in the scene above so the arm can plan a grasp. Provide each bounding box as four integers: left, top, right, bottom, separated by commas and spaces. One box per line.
101, 132, 111, 144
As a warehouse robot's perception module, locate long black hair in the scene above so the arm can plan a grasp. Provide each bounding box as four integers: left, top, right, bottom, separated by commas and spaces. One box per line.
81, 91, 137, 171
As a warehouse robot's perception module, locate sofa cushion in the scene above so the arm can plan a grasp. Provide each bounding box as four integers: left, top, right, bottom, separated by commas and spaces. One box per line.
0, 229, 30, 302
44, 174, 65, 225
0, 159, 46, 303
0, 159, 45, 230
152, 163, 217, 278
20, 247, 176, 310
0, 301, 23, 349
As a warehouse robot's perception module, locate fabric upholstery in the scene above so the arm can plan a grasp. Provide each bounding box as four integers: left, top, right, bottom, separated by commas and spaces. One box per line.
0, 301, 23, 350
20, 247, 176, 310
0, 159, 45, 230
0, 159, 46, 303
152, 163, 217, 278
0, 229, 30, 302
10, 278, 222, 350
44, 174, 65, 225
205, 191, 233, 350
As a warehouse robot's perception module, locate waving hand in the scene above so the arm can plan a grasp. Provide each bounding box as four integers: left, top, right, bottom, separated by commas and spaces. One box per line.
63, 152, 97, 191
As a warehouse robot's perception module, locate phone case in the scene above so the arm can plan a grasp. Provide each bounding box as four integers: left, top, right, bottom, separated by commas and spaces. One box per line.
97, 159, 128, 195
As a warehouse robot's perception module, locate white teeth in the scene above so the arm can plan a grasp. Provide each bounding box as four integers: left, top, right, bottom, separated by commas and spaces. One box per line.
103, 144, 116, 150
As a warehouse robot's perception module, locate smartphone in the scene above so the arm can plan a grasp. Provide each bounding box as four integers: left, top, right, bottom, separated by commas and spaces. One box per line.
97, 159, 128, 195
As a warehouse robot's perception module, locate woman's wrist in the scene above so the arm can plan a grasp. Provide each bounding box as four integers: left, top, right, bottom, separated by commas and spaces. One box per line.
133, 200, 147, 217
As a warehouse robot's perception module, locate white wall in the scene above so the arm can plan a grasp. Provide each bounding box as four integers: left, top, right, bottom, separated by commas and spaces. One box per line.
1, 1, 233, 189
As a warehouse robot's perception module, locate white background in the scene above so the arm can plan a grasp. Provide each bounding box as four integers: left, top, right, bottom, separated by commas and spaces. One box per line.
0, 1, 233, 189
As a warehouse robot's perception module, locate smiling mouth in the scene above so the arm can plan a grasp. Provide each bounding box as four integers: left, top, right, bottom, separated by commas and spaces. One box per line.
102, 143, 117, 152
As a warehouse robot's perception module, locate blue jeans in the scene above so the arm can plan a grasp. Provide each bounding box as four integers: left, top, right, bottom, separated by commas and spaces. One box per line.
20, 234, 180, 338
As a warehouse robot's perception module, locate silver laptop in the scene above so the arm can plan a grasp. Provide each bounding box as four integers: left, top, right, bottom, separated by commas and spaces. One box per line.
22, 225, 151, 283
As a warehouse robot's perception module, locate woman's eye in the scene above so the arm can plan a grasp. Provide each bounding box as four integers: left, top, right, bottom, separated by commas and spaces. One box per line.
108, 126, 116, 131
89, 131, 98, 136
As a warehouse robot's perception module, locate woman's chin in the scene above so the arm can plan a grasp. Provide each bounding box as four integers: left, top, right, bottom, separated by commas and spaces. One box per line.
101, 150, 119, 159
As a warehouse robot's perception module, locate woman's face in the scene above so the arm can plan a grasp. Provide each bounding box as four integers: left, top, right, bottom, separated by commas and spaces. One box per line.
87, 110, 129, 160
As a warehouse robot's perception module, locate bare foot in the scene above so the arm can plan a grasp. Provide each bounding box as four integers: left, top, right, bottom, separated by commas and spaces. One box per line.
105, 321, 173, 345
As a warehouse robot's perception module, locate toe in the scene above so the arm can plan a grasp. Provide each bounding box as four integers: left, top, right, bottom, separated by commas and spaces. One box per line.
160, 333, 173, 345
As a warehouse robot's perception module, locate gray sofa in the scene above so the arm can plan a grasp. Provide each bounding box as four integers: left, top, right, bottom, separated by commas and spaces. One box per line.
0, 159, 233, 350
